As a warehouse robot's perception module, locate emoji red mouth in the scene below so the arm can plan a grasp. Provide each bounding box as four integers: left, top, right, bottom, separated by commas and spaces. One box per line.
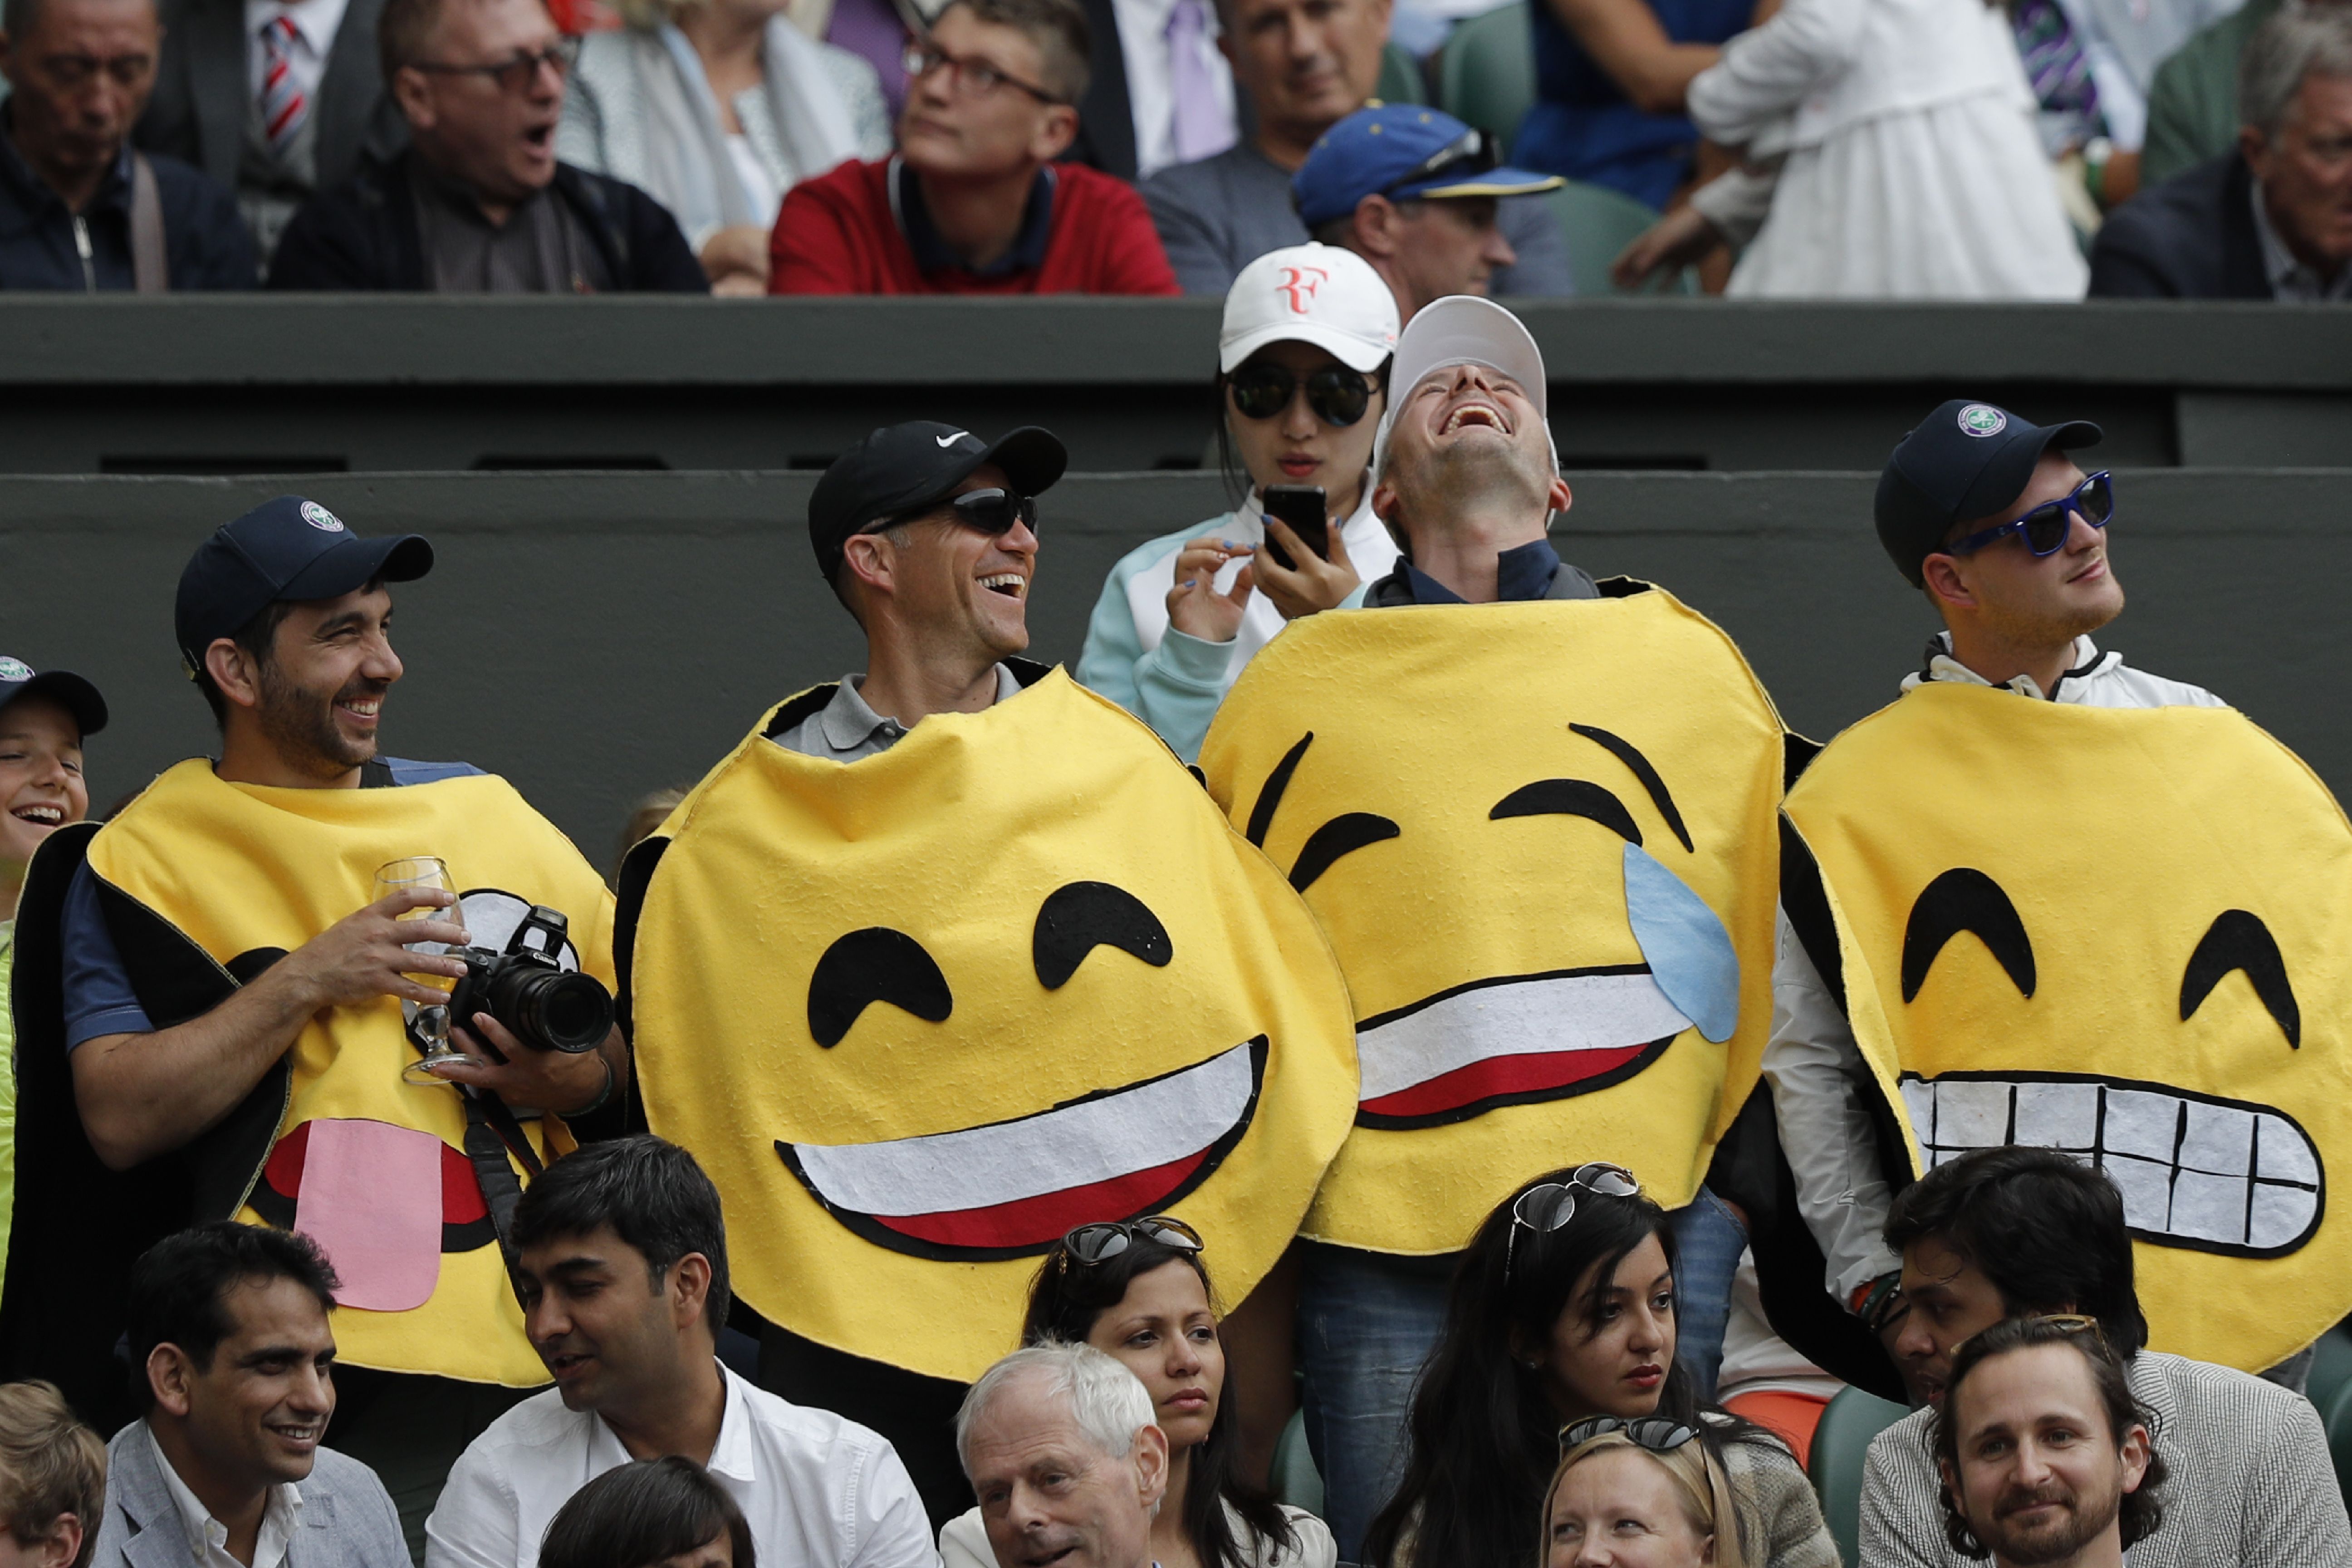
778, 1039, 1266, 1262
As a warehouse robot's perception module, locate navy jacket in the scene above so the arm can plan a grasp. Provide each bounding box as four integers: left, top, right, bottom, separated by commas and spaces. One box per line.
2088, 152, 2270, 299
267, 151, 708, 292
0, 128, 253, 290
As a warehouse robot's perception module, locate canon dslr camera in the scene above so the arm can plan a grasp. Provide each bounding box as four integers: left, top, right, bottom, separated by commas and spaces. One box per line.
447, 905, 613, 1057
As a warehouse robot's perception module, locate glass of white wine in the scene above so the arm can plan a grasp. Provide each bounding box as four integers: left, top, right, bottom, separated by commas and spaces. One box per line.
377, 856, 468, 1087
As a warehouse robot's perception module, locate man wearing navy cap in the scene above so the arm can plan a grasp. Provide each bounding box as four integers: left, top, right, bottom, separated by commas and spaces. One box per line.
5, 496, 623, 1552
1765, 399, 2231, 1401
1293, 105, 1563, 319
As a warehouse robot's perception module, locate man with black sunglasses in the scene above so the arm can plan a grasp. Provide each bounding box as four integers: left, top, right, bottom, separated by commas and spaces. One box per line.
267, 0, 707, 289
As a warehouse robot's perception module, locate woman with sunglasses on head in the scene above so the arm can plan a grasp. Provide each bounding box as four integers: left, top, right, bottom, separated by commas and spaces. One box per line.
1361, 1166, 1833, 1568
938, 1216, 1336, 1568
1077, 243, 1401, 763
1543, 1424, 1749, 1568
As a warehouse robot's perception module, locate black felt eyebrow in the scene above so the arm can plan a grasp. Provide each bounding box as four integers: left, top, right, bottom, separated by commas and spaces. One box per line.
1246, 733, 1313, 848
1290, 813, 1400, 892
1901, 868, 2034, 1003
1570, 724, 1693, 853
1034, 881, 1173, 989
1490, 779, 1642, 845
807, 927, 952, 1046
2181, 909, 2300, 1048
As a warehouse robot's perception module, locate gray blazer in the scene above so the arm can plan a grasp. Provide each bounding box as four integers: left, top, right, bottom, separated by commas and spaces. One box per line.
90, 1422, 409, 1568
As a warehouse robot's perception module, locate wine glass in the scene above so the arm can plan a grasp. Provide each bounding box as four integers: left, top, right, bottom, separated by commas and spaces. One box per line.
377, 857, 469, 1087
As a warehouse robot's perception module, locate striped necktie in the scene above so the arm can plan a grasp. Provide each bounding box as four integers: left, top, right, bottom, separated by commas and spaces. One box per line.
259, 14, 310, 157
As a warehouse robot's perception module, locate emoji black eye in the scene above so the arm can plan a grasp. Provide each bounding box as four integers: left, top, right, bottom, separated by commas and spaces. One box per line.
1569, 724, 1693, 853
807, 928, 952, 1047
1901, 868, 2034, 1003
1490, 779, 1642, 846
1290, 813, 1400, 892
1034, 882, 1173, 989
2181, 909, 2300, 1048
1246, 732, 1315, 848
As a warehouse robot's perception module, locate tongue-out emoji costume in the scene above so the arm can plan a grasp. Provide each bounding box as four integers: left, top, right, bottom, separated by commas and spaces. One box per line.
619, 667, 1359, 1384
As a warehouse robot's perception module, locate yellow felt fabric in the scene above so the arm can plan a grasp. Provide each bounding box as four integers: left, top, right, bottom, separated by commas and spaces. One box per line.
1784, 683, 2352, 1370
87, 759, 615, 1385
628, 670, 1360, 1384
1196, 593, 1785, 1254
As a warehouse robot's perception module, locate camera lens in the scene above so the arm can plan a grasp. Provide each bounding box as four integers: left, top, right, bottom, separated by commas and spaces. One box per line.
491, 964, 614, 1053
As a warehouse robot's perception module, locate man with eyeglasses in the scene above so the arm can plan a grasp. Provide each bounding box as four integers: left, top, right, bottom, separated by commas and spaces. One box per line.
1292, 105, 1564, 320
266, 0, 707, 289
769, 0, 1178, 294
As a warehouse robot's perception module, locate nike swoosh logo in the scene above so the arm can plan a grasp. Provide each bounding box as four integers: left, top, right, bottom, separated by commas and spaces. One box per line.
936, 432, 969, 448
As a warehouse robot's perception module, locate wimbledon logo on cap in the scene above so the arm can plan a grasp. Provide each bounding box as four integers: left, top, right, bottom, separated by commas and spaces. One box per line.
1957, 405, 2008, 438
0, 657, 31, 682
1277, 265, 1328, 314
300, 501, 347, 532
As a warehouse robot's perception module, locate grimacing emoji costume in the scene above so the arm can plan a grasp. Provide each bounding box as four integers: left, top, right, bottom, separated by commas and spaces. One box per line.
4, 762, 615, 1413
619, 668, 1359, 1383
1784, 683, 2352, 1371
1196, 589, 1784, 1252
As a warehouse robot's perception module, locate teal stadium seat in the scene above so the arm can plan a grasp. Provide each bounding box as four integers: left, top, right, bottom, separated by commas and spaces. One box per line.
2306, 1322, 2352, 1412
1271, 1406, 1327, 1516
1438, 1, 1537, 145
1808, 1385, 1910, 1568
1546, 180, 1692, 296
1376, 43, 1430, 107
2326, 1377, 2352, 1521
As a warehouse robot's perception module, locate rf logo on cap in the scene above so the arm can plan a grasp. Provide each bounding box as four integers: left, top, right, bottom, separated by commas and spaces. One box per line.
1277, 265, 1328, 313
1957, 404, 2008, 437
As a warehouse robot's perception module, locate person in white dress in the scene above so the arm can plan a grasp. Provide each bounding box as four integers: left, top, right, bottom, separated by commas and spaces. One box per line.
1680, 0, 2089, 298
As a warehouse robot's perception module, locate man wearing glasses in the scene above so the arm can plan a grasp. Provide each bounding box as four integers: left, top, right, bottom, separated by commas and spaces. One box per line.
769, 0, 1179, 293
267, 0, 707, 289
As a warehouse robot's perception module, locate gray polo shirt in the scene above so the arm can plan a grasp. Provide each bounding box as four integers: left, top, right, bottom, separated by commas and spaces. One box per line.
768, 666, 1023, 760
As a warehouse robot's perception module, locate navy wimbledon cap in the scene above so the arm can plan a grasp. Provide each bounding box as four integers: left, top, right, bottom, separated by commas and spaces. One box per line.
0, 656, 107, 737
174, 496, 433, 670
1875, 399, 2102, 587
808, 422, 1068, 581
1294, 105, 1563, 229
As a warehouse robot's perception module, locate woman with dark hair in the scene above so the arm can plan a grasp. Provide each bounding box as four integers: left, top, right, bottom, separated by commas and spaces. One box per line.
939, 1216, 1335, 1568
539, 1456, 755, 1568
1361, 1166, 1833, 1568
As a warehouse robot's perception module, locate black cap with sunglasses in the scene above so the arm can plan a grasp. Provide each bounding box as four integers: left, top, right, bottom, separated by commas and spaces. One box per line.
1875, 400, 2105, 588
808, 422, 1069, 583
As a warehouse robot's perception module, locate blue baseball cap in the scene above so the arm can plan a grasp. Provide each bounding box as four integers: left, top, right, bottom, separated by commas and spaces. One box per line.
1875, 400, 2102, 587
0, 656, 106, 737
1294, 106, 1563, 229
174, 496, 434, 671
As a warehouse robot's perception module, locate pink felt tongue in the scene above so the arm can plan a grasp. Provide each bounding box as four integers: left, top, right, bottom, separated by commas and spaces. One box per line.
291, 1119, 444, 1312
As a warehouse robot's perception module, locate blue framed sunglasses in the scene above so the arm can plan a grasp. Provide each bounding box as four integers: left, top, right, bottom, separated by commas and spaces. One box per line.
1945, 471, 2115, 559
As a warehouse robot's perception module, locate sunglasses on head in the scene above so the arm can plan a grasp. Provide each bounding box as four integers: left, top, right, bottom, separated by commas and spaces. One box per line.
872, 487, 1039, 539
1559, 1415, 1699, 1455
1059, 1215, 1205, 1269
1944, 471, 2114, 559
1504, 1163, 1642, 1284
1227, 363, 1376, 428
1386, 126, 1500, 196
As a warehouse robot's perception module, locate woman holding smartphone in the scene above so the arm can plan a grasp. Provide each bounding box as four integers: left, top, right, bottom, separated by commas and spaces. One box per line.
1077, 243, 1401, 763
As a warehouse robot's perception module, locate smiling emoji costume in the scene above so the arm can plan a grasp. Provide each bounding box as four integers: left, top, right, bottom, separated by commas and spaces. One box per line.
1196, 589, 1785, 1253
619, 668, 1358, 1383
1783, 683, 2352, 1371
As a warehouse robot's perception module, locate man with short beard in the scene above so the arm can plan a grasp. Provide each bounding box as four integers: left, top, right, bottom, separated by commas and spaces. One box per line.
10, 495, 625, 1554
1932, 1316, 2162, 1568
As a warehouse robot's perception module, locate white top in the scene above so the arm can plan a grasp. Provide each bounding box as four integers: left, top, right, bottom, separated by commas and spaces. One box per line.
1768, 633, 2224, 1303
244, 0, 352, 107
938, 1500, 1335, 1568
148, 1425, 304, 1568
724, 133, 784, 227
1110, 0, 1238, 180
422, 1361, 939, 1568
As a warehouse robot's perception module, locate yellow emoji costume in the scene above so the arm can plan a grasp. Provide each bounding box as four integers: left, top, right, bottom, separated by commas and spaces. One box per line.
1784, 682, 2352, 1370
1196, 588, 1784, 1254
6, 760, 614, 1399
621, 668, 1359, 1383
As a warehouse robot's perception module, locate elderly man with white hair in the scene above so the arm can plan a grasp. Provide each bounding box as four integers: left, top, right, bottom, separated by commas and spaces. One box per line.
955, 1343, 1170, 1568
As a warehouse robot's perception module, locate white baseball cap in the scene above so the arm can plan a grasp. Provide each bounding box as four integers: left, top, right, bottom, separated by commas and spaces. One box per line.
1220, 244, 1400, 375
1373, 294, 1554, 479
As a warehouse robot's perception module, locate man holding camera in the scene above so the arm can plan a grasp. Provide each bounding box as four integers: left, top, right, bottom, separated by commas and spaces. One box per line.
4, 495, 622, 1554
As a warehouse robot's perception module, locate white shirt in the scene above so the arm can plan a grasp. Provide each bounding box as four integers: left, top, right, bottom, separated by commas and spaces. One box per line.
244, 0, 352, 110
422, 1361, 939, 1568
1767, 633, 2224, 1301
938, 1501, 1335, 1568
147, 1425, 304, 1568
1109, 0, 1237, 180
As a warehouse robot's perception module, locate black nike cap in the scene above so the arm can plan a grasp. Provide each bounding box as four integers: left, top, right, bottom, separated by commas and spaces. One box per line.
1876, 400, 2103, 587
808, 423, 1068, 582
175, 496, 433, 673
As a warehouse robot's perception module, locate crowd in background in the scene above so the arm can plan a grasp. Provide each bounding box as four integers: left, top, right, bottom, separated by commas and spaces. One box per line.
0, 0, 2343, 298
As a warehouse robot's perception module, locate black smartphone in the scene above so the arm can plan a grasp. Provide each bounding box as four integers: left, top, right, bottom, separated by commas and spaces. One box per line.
1260, 485, 1329, 571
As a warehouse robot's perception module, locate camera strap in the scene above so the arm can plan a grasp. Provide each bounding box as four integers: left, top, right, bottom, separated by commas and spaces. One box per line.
460, 1088, 546, 1310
